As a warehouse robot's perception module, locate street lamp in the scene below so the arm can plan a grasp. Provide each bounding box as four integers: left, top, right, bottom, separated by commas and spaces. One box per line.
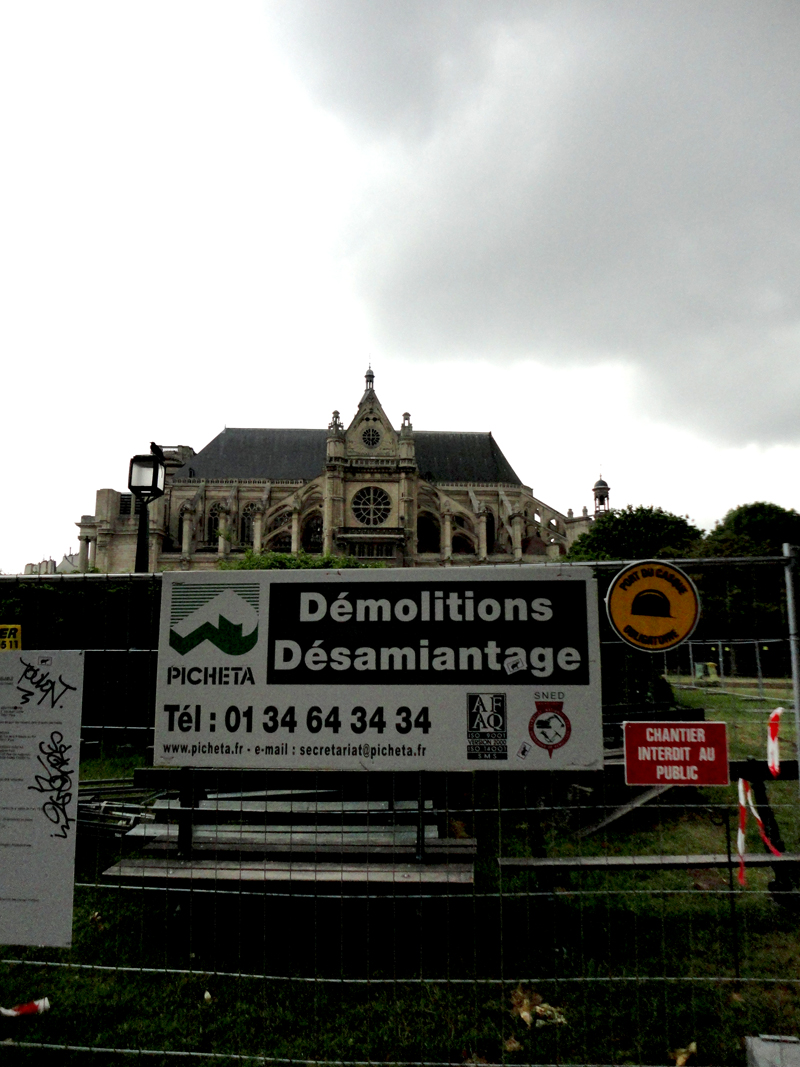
128, 443, 166, 573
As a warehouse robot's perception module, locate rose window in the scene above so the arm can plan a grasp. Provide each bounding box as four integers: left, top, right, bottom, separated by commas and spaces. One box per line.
362, 427, 381, 448
352, 486, 391, 526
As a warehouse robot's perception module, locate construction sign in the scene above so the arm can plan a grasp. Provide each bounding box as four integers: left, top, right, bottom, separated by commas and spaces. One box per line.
154, 567, 604, 772
0, 626, 21, 651
606, 560, 700, 653
624, 720, 728, 786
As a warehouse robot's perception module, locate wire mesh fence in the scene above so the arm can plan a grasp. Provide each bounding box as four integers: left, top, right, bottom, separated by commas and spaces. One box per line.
0, 559, 799, 1066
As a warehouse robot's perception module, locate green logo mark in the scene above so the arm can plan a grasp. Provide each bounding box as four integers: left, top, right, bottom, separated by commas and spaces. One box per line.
169, 616, 259, 656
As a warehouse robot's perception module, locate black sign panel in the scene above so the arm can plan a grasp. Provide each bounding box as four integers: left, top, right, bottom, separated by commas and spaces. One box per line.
267, 579, 590, 686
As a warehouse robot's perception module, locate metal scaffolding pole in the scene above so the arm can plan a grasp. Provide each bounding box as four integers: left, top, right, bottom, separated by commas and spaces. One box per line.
783, 543, 800, 798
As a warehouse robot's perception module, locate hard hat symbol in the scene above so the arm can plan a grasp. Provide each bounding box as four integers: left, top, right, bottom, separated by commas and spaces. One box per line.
631, 588, 672, 618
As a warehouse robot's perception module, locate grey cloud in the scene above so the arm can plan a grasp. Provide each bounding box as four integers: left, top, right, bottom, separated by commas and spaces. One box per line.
267, 0, 800, 445
267, 0, 531, 136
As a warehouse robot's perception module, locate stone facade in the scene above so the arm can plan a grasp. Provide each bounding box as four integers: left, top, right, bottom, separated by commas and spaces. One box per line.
74, 371, 599, 573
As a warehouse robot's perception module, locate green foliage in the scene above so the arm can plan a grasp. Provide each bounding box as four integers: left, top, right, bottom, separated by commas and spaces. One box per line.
79, 752, 148, 782
690, 502, 800, 637
567, 504, 702, 561
698, 501, 800, 557
218, 548, 379, 570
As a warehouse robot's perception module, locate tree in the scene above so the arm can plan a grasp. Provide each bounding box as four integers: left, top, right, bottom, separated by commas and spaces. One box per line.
697, 502, 800, 558
692, 503, 800, 645
567, 505, 702, 562
218, 549, 377, 570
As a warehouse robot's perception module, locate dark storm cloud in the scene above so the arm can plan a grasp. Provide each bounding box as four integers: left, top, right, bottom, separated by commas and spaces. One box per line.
268, 1, 800, 445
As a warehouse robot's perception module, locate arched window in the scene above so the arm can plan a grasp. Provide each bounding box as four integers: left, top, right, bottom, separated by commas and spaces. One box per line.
302, 514, 323, 553
485, 511, 496, 553
417, 513, 440, 554
270, 510, 291, 532
270, 532, 292, 553
240, 503, 258, 545
452, 534, 474, 555
522, 533, 548, 555
178, 505, 192, 550
207, 503, 222, 544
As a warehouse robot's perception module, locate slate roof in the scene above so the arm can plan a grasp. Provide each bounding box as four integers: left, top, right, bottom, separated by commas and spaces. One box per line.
415, 432, 521, 484
180, 428, 522, 485
182, 429, 328, 481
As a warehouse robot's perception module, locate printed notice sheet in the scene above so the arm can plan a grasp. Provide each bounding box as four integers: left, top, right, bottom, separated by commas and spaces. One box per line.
0, 651, 84, 947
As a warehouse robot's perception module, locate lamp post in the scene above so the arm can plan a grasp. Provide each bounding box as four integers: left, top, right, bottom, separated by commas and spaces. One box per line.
128, 443, 166, 573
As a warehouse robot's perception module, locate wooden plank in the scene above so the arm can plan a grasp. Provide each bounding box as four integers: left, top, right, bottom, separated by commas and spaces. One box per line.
103, 856, 474, 885
126, 824, 439, 847
205, 789, 340, 801
134, 768, 445, 799
154, 802, 435, 815
499, 853, 800, 871
730, 760, 798, 782
147, 799, 437, 826
128, 828, 476, 857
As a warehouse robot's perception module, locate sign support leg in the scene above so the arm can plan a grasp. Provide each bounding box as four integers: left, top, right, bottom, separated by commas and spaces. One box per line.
416, 771, 426, 864
178, 767, 194, 858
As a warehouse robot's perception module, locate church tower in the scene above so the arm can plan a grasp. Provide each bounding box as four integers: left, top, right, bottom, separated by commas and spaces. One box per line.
328, 367, 413, 561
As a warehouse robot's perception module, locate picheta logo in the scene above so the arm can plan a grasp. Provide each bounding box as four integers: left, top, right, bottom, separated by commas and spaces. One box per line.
467, 693, 508, 761
168, 583, 259, 657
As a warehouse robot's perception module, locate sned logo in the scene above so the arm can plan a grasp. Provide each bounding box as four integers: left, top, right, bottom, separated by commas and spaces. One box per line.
168, 584, 259, 657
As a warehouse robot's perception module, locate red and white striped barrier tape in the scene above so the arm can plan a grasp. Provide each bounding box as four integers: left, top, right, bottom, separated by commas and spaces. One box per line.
0, 997, 49, 1018
768, 707, 785, 778
737, 778, 783, 885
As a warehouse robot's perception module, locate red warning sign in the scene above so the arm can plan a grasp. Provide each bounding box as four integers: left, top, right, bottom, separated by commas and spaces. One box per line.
623, 721, 728, 786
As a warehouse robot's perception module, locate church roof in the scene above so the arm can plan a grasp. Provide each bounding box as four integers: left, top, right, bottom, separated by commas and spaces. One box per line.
183, 429, 327, 480
415, 432, 521, 484
180, 428, 522, 485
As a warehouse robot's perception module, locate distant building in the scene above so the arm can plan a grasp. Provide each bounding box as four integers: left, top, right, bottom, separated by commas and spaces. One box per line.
23, 559, 57, 575
22, 554, 79, 575
73, 370, 600, 573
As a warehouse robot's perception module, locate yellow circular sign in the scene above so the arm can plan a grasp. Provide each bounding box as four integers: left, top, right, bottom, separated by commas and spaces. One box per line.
606, 560, 700, 652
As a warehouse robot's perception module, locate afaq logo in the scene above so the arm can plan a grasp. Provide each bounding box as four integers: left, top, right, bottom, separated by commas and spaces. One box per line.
467, 693, 508, 761
529, 702, 571, 759
467, 693, 506, 732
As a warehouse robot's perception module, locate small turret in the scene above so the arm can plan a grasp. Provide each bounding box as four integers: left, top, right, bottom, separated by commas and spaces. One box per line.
593, 475, 610, 515
399, 411, 415, 466
361, 365, 375, 402
326, 409, 346, 464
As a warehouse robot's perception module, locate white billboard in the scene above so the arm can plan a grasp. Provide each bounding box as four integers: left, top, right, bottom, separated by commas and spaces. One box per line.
155, 567, 602, 771
0, 650, 84, 947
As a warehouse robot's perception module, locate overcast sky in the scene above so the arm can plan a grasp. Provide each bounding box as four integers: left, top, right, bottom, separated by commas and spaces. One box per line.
2, 1, 799, 573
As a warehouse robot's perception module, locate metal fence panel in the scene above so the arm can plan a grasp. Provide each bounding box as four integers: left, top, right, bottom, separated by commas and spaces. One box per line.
0, 560, 797, 1066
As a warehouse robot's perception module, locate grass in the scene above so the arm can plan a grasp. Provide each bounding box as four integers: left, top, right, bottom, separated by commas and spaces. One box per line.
79, 751, 148, 782
671, 682, 797, 763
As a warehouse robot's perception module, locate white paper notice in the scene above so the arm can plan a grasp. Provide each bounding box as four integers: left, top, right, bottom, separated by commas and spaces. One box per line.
0, 651, 84, 947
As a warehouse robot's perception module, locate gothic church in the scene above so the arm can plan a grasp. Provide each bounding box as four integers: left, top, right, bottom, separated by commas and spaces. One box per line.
75, 370, 598, 573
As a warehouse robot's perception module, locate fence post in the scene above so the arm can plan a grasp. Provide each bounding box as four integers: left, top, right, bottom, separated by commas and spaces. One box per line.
783, 544, 800, 798
754, 639, 764, 700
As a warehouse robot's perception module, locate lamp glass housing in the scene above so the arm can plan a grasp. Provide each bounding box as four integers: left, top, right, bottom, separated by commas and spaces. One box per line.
128, 455, 166, 498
